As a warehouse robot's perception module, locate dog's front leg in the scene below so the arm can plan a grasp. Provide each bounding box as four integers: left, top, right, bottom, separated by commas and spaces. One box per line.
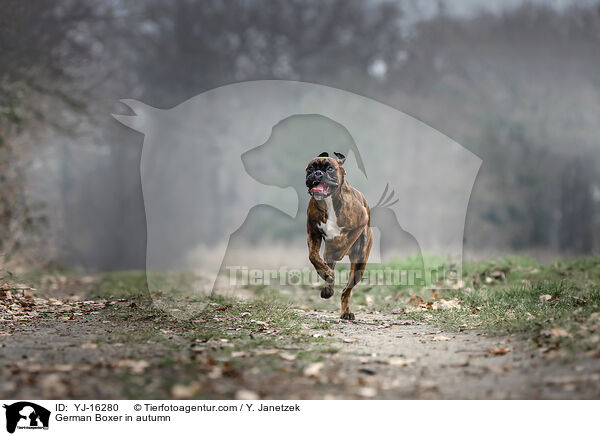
307, 230, 335, 298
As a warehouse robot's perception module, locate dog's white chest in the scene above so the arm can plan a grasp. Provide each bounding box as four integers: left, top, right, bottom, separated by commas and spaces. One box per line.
318, 197, 343, 240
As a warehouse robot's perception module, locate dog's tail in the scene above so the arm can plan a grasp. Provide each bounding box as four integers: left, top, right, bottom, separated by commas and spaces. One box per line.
372, 183, 399, 209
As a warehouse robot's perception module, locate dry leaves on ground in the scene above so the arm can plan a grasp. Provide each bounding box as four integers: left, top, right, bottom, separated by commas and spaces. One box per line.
303, 362, 324, 377
386, 357, 416, 367
170, 382, 202, 399
549, 326, 569, 338
113, 359, 150, 374
235, 389, 260, 400
278, 352, 296, 361
488, 347, 510, 356
0, 286, 106, 323
404, 295, 462, 313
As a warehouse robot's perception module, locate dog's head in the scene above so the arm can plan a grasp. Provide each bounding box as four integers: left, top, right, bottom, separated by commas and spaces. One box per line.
305, 152, 346, 200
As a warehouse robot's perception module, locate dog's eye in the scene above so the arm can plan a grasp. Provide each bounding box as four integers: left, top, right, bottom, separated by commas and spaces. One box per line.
327, 167, 335, 172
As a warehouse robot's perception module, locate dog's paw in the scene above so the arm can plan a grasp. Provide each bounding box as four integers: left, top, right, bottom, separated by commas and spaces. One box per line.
340, 311, 355, 320
320, 284, 334, 299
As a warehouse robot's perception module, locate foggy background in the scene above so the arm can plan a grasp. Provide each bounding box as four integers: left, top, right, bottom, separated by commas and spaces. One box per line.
1, 0, 599, 271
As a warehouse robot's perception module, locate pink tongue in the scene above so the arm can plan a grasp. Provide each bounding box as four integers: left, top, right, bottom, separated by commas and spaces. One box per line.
311, 183, 326, 194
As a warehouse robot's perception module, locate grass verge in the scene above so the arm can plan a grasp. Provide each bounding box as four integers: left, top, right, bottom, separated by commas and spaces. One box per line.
353, 256, 600, 357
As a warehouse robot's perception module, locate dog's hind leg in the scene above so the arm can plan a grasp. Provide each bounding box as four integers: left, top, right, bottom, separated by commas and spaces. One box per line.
340, 263, 365, 320
340, 226, 373, 320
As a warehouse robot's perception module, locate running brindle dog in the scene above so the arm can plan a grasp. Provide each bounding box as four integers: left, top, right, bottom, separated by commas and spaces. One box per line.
305, 152, 373, 320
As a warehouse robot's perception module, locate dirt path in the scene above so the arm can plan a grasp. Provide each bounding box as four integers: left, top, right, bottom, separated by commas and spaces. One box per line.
1, 290, 599, 399
294, 310, 600, 399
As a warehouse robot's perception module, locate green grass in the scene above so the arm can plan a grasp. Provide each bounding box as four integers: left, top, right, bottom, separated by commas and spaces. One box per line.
373, 256, 600, 356
102, 290, 335, 356
91, 270, 148, 300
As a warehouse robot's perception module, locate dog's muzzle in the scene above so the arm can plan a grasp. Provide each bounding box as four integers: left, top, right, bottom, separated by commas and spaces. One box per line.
307, 171, 338, 199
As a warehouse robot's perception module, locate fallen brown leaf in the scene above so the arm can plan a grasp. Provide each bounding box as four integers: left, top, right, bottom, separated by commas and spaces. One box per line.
303, 362, 324, 377
419, 380, 438, 391
256, 349, 279, 355
586, 349, 600, 358
80, 342, 98, 350
170, 382, 201, 399
41, 373, 68, 397
550, 326, 569, 338
357, 387, 377, 398
235, 389, 259, 400
386, 357, 416, 367
409, 294, 424, 305
488, 347, 510, 356
114, 359, 150, 374
278, 352, 296, 361
439, 298, 461, 309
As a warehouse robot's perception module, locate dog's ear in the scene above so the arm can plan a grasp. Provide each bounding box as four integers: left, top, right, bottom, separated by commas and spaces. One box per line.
334, 152, 346, 165
318, 152, 329, 157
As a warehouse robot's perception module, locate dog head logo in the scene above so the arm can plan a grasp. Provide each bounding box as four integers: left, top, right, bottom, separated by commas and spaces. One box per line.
114, 80, 481, 317
3, 402, 50, 434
